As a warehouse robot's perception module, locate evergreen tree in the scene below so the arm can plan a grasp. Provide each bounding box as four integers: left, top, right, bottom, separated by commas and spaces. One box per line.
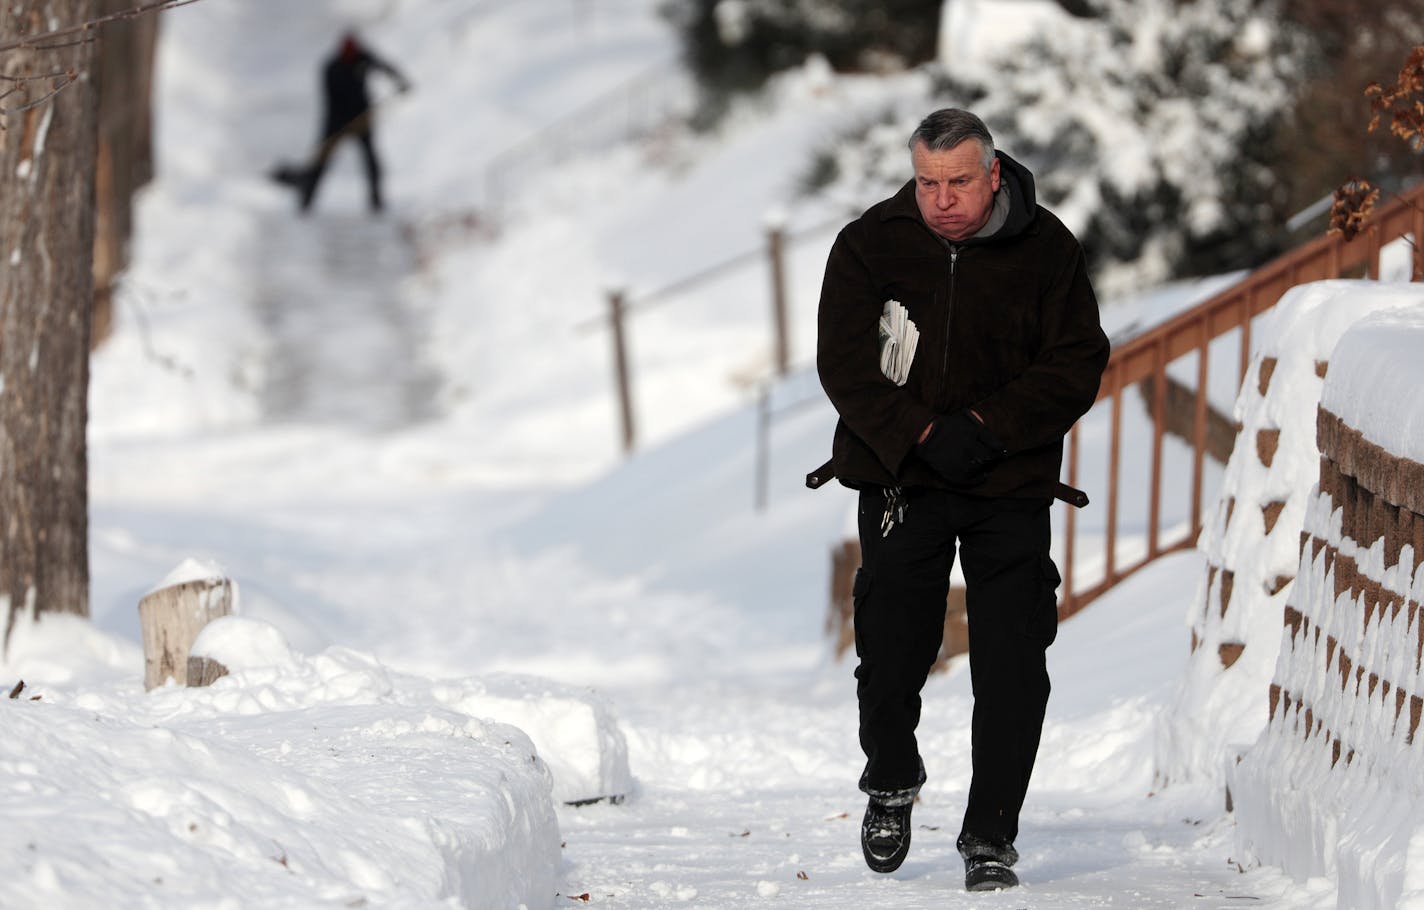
807, 0, 1304, 293
663, 0, 941, 122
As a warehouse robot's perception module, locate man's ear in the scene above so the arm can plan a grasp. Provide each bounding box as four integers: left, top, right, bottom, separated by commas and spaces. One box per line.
989, 158, 1001, 193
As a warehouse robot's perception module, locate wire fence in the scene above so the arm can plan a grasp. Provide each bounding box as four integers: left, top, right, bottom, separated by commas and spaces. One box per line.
579, 210, 851, 454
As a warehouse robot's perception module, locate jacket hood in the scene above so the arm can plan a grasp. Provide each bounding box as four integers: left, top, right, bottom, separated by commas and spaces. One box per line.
882, 149, 1039, 244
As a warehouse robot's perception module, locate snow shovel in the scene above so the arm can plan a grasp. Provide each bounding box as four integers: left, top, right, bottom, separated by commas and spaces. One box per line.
268, 92, 400, 192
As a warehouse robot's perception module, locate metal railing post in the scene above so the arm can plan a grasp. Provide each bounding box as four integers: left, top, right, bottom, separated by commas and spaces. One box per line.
767, 223, 790, 376
755, 385, 771, 511
607, 289, 636, 454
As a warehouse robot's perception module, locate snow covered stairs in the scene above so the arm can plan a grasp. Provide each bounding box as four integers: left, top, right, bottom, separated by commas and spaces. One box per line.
1228, 290, 1424, 910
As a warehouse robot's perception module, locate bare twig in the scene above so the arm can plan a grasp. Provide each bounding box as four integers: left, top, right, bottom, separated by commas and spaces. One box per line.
0, 0, 201, 118
0, 73, 78, 126
0, 0, 203, 54
24, 37, 99, 53
114, 281, 196, 378
0, 69, 73, 82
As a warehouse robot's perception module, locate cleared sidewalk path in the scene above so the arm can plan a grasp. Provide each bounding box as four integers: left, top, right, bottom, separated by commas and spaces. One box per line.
256, 213, 441, 432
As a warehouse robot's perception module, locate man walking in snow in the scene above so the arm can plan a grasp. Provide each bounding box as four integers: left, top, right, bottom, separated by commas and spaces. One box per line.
813, 109, 1109, 891
300, 31, 411, 214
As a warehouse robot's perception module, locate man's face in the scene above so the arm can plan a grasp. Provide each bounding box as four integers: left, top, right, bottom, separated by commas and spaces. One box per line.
912, 140, 1001, 242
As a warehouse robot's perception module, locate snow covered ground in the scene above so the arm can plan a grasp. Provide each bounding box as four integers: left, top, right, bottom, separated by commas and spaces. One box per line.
0, 0, 1365, 907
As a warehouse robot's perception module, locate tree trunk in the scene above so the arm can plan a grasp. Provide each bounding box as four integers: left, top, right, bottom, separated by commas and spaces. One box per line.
1, 0, 99, 650
92, 0, 160, 347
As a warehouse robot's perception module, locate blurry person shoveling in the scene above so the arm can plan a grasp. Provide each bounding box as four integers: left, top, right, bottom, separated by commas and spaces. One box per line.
271, 30, 411, 215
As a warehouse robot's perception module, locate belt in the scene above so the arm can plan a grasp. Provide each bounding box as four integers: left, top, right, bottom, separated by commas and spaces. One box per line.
804, 459, 1089, 508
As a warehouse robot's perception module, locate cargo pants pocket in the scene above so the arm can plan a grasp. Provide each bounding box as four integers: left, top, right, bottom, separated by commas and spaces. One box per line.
1022, 555, 1061, 645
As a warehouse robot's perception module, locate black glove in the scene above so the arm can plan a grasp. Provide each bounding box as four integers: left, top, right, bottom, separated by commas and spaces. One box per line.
916, 409, 1007, 485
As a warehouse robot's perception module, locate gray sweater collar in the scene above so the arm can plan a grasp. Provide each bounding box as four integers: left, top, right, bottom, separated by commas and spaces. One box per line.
973, 186, 1012, 239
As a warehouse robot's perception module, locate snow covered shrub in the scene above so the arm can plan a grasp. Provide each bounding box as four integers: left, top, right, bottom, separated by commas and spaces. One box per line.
802, 0, 1303, 295
661, 0, 941, 124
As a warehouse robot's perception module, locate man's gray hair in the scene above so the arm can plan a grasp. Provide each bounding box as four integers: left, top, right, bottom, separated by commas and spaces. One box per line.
908, 109, 996, 173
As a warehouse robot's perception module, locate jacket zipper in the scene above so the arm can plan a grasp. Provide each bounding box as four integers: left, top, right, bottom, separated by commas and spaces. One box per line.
938, 244, 960, 403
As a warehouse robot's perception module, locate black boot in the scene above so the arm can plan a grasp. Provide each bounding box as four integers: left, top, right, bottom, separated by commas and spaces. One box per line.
858, 764, 923, 874
861, 797, 913, 873
959, 833, 1019, 891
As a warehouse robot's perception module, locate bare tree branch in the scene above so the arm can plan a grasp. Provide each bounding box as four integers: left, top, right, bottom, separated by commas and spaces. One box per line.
5, 77, 79, 118
0, 74, 78, 126
25, 37, 100, 53
0, 69, 75, 82
0, 0, 202, 54
0, 0, 201, 118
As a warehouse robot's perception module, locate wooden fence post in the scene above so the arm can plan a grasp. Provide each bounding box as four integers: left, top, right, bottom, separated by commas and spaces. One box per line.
607, 289, 636, 454
138, 575, 233, 690
766, 223, 790, 376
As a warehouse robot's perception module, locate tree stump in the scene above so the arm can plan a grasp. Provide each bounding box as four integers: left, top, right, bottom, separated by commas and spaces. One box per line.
138, 577, 233, 690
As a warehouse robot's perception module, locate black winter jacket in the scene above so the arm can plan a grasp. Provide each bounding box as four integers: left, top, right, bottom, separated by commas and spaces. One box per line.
322, 48, 405, 136
816, 151, 1109, 498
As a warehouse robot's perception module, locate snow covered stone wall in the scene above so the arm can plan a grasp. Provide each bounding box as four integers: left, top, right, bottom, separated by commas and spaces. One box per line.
1231, 303, 1424, 910
1157, 281, 1424, 788
2, 615, 567, 910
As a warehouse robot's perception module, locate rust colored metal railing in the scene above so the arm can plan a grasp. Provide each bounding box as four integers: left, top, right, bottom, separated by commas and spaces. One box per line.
1058, 184, 1424, 619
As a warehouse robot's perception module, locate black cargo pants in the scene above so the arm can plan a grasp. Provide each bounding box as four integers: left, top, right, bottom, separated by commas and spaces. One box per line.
853, 486, 1059, 846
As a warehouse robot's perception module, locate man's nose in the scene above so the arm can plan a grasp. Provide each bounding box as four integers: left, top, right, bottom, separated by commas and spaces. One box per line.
935, 186, 956, 209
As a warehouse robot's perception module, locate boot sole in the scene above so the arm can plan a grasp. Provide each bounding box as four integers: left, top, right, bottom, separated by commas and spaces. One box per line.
863, 838, 911, 874
966, 864, 1019, 891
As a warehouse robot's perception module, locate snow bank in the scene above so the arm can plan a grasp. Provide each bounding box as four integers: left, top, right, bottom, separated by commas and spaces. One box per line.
2, 620, 567, 910
152, 557, 231, 594
430, 674, 633, 807
1230, 300, 1424, 909
1156, 281, 1424, 790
